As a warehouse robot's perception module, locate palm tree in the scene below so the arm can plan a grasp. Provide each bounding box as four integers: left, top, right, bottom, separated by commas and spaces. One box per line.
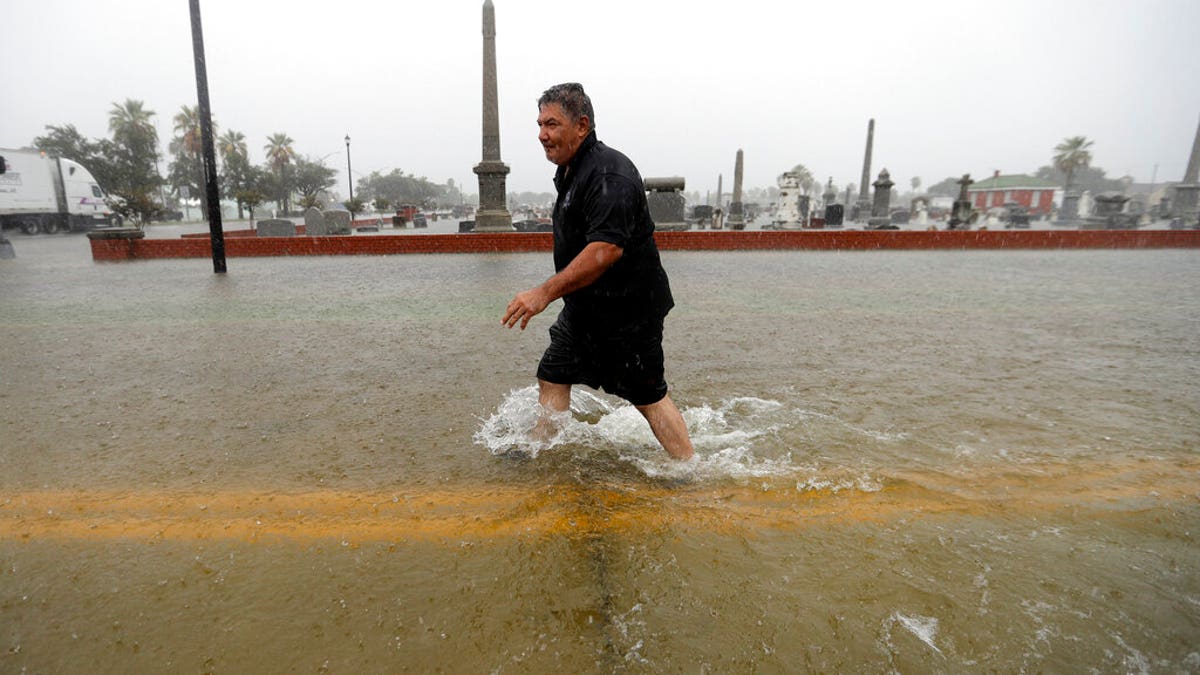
171, 105, 214, 211
173, 105, 205, 157
264, 132, 296, 214
219, 130, 250, 219
218, 129, 247, 163
107, 99, 161, 202
1053, 136, 1094, 192
108, 99, 157, 147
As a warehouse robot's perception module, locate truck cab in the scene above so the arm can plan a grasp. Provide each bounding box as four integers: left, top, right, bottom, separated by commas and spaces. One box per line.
58, 158, 117, 231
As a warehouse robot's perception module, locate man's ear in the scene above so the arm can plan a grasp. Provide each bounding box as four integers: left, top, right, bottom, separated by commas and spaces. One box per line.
578, 115, 591, 135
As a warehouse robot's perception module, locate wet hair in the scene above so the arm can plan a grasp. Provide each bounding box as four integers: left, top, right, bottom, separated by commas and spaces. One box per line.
538, 82, 594, 132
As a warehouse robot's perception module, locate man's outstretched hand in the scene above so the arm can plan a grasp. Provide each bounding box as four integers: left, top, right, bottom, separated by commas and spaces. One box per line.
502, 287, 551, 330
502, 241, 623, 330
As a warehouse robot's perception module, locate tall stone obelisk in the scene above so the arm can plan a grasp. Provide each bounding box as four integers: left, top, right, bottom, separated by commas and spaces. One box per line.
728, 149, 746, 230
472, 0, 512, 232
1171, 115, 1200, 225
855, 118, 875, 221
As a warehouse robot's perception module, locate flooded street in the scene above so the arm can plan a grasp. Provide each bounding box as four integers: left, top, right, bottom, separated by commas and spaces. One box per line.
1, 233, 1198, 672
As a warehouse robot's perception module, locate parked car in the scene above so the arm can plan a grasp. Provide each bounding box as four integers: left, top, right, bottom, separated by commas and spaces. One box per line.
1003, 203, 1031, 228
156, 206, 184, 221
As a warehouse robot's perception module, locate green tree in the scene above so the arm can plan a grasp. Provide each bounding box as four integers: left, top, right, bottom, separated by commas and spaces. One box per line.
218, 129, 252, 219
106, 190, 160, 227
32, 124, 120, 194
926, 176, 961, 198
355, 169, 447, 209
344, 197, 365, 220
1053, 136, 1094, 193
108, 99, 158, 155
1034, 164, 1123, 195
264, 132, 296, 214
169, 105, 215, 213
789, 164, 816, 194
218, 129, 247, 161
236, 187, 266, 225
33, 124, 101, 165
292, 157, 337, 208
105, 99, 163, 225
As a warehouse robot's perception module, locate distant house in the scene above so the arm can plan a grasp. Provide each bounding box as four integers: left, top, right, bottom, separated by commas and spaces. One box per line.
967, 172, 1060, 215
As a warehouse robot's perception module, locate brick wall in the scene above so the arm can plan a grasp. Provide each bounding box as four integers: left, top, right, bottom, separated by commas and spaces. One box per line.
91, 229, 1200, 261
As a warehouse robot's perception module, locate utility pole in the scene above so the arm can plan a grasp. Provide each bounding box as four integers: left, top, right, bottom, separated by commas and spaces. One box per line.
188, 0, 226, 273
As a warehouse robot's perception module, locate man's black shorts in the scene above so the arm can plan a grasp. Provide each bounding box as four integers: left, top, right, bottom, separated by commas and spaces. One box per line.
536, 307, 668, 407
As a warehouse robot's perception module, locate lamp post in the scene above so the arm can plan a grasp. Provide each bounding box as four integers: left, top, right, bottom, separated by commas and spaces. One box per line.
344, 134, 353, 205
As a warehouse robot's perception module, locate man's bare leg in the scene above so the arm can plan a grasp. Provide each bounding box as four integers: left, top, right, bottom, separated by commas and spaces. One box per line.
533, 379, 572, 443
635, 394, 695, 460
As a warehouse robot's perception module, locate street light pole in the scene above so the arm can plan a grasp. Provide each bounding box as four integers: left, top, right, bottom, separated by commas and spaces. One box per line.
345, 134, 353, 205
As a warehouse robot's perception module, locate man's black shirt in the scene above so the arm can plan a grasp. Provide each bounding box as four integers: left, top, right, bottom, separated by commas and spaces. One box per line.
551, 131, 674, 325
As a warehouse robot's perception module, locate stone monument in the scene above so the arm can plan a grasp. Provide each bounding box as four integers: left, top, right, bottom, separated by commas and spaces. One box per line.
821, 178, 837, 209
645, 177, 689, 231
256, 218, 295, 237
1084, 192, 1133, 229
867, 168, 894, 229
304, 207, 329, 236
796, 195, 811, 226
1058, 192, 1081, 224
728, 149, 746, 230
1170, 115, 1200, 226
471, 0, 512, 232
822, 178, 843, 229
855, 118, 875, 221
322, 210, 352, 235
913, 198, 930, 227
947, 174, 974, 230
1077, 191, 1093, 220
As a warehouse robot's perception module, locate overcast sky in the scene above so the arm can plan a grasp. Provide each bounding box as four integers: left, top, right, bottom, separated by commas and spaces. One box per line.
3, 0, 1199, 198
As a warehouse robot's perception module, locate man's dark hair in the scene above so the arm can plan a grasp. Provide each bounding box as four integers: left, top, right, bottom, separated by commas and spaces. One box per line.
538, 82, 595, 132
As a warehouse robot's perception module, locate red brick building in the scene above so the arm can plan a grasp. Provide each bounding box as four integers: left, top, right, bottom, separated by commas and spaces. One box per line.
968, 172, 1060, 215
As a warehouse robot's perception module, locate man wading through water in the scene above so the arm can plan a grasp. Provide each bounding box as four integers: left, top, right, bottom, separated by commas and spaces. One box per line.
502, 83, 695, 461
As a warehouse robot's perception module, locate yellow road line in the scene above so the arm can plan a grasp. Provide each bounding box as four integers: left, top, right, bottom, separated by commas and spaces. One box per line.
1, 459, 1195, 544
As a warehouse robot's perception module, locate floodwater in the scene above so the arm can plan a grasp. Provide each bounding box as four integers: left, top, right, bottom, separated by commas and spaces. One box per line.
1, 233, 1198, 672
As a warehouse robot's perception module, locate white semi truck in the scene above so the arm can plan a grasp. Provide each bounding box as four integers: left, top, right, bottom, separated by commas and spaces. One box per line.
0, 149, 120, 234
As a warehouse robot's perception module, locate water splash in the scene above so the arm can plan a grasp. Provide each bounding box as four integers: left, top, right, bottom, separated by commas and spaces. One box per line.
474, 386, 881, 487
887, 612, 944, 656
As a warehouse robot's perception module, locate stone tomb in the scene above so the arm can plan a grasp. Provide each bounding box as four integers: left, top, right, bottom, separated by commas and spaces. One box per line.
256, 219, 295, 237
304, 207, 329, 236
322, 210, 352, 235
824, 204, 844, 228
645, 177, 689, 231
867, 169, 895, 229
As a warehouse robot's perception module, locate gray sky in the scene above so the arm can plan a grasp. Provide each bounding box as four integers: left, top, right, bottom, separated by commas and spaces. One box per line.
3, 0, 1199, 198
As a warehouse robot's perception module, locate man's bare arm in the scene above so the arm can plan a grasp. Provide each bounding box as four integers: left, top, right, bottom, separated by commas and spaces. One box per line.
502, 241, 623, 330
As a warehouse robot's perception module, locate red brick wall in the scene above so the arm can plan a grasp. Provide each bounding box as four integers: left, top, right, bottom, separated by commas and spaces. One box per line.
91, 230, 1200, 261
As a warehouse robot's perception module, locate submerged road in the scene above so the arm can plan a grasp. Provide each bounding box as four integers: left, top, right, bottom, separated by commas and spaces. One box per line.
4, 457, 1195, 544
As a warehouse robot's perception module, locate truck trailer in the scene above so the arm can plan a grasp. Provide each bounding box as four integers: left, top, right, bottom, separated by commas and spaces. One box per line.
0, 149, 120, 234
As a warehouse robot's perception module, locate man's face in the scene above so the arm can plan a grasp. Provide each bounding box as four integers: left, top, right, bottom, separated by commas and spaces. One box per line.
537, 103, 589, 166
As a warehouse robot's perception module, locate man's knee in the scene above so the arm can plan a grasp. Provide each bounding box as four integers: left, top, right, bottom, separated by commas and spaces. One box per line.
633, 393, 671, 415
